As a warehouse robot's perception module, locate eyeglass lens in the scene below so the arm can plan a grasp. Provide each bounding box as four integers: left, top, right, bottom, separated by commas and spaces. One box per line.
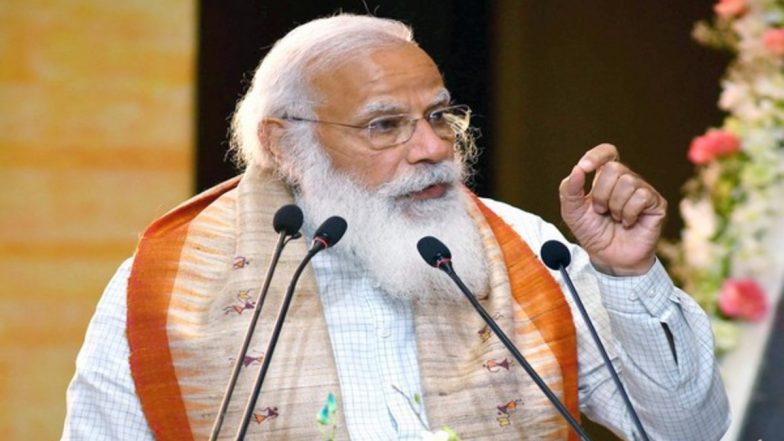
367, 107, 469, 147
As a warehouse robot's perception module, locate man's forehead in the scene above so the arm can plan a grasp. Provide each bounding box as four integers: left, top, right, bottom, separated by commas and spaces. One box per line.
310, 43, 448, 118
357, 89, 451, 117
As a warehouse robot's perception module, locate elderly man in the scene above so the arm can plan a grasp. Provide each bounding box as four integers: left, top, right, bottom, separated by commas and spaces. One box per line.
63, 14, 729, 441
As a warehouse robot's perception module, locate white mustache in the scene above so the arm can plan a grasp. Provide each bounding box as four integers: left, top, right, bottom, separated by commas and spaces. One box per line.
377, 161, 463, 199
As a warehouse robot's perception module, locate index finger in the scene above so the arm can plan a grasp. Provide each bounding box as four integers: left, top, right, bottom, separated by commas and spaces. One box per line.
577, 143, 620, 173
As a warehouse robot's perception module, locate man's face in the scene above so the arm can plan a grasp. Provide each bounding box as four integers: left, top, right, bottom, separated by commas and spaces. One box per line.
282, 43, 488, 300
308, 43, 454, 199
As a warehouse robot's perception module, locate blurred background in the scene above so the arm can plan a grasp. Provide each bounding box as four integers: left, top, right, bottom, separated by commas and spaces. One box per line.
0, 0, 759, 439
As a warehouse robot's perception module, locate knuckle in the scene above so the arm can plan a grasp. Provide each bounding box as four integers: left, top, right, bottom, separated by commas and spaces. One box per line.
618, 173, 636, 186
635, 187, 653, 202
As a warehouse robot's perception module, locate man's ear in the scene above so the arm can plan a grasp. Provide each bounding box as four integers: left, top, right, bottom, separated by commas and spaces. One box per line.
258, 118, 286, 165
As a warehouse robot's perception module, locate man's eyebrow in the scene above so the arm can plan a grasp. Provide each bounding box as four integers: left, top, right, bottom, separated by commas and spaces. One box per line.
356, 101, 406, 120
355, 89, 453, 121
429, 89, 451, 107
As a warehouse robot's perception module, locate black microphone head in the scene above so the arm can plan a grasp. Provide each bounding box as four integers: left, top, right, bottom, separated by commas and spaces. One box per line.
313, 216, 347, 248
540, 240, 571, 270
417, 236, 452, 268
273, 204, 303, 235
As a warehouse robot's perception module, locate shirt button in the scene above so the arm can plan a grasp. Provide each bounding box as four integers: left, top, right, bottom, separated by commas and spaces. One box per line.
629, 293, 638, 301
647, 289, 656, 297
378, 324, 391, 338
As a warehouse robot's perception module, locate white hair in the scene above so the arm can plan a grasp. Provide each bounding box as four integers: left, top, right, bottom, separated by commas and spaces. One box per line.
230, 14, 415, 169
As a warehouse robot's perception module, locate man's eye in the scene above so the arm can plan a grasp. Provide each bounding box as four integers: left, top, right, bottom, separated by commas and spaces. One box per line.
429, 109, 446, 119
368, 117, 403, 132
428, 109, 449, 124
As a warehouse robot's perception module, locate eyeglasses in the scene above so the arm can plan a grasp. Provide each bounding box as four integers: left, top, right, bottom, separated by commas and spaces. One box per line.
282, 104, 471, 149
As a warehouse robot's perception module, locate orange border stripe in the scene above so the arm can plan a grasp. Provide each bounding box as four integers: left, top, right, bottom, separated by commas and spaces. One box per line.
475, 196, 581, 440
127, 176, 240, 441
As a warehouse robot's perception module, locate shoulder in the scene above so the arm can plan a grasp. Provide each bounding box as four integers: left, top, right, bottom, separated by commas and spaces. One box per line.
479, 198, 543, 224
478, 197, 592, 271
478, 197, 566, 247
142, 175, 241, 240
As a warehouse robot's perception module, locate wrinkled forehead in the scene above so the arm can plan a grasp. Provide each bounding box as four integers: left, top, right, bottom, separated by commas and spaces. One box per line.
308, 43, 450, 119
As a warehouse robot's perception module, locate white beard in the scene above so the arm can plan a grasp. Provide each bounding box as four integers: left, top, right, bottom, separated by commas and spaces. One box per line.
277, 129, 489, 302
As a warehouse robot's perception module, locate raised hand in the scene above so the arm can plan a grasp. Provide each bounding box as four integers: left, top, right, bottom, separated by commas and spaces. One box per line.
558, 144, 667, 276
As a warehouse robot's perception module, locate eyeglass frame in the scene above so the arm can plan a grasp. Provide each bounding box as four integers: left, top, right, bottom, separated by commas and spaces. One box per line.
280, 104, 472, 149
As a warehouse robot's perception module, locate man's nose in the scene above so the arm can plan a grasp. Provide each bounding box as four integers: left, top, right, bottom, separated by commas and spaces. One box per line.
405, 118, 453, 164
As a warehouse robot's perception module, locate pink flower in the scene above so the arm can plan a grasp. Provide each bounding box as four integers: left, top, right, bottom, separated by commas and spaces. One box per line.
688, 130, 741, 164
763, 28, 784, 56
718, 278, 768, 322
714, 0, 746, 18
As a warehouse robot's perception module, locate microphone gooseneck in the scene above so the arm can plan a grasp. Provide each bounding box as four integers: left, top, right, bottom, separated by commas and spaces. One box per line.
417, 236, 592, 441
235, 216, 347, 440
209, 204, 303, 441
540, 240, 650, 441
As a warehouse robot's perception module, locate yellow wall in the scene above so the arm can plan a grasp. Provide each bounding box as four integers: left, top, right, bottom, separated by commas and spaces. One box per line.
0, 1, 195, 438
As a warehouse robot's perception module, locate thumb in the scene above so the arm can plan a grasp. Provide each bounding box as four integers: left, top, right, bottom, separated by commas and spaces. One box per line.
559, 165, 587, 215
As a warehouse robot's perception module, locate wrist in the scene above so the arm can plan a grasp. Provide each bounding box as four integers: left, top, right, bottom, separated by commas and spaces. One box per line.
590, 256, 656, 277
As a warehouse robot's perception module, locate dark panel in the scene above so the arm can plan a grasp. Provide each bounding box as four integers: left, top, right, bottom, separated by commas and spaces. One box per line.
490, 0, 730, 239
197, 1, 492, 194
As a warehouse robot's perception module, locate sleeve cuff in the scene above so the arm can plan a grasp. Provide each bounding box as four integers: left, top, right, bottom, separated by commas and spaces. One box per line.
593, 258, 678, 317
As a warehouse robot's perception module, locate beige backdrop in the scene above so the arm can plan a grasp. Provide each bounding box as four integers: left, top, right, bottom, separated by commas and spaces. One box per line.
0, 1, 194, 439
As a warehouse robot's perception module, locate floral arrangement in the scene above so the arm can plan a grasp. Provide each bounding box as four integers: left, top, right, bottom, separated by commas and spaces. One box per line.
663, 0, 784, 353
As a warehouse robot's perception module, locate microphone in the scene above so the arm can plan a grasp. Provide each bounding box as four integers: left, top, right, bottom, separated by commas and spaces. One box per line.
235, 216, 347, 440
209, 204, 303, 441
417, 236, 592, 441
310, 216, 347, 251
273, 204, 304, 237
540, 240, 650, 441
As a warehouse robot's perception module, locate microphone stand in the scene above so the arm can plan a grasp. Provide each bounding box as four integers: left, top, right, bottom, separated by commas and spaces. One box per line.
209, 229, 300, 441
440, 262, 592, 441
234, 245, 320, 440
542, 241, 650, 441
235, 216, 346, 440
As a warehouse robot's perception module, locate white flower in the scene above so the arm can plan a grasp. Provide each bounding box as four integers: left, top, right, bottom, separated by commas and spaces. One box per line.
753, 75, 784, 100
683, 229, 721, 270
681, 198, 718, 237
741, 126, 780, 156
680, 198, 720, 269
734, 14, 769, 61
719, 80, 750, 112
